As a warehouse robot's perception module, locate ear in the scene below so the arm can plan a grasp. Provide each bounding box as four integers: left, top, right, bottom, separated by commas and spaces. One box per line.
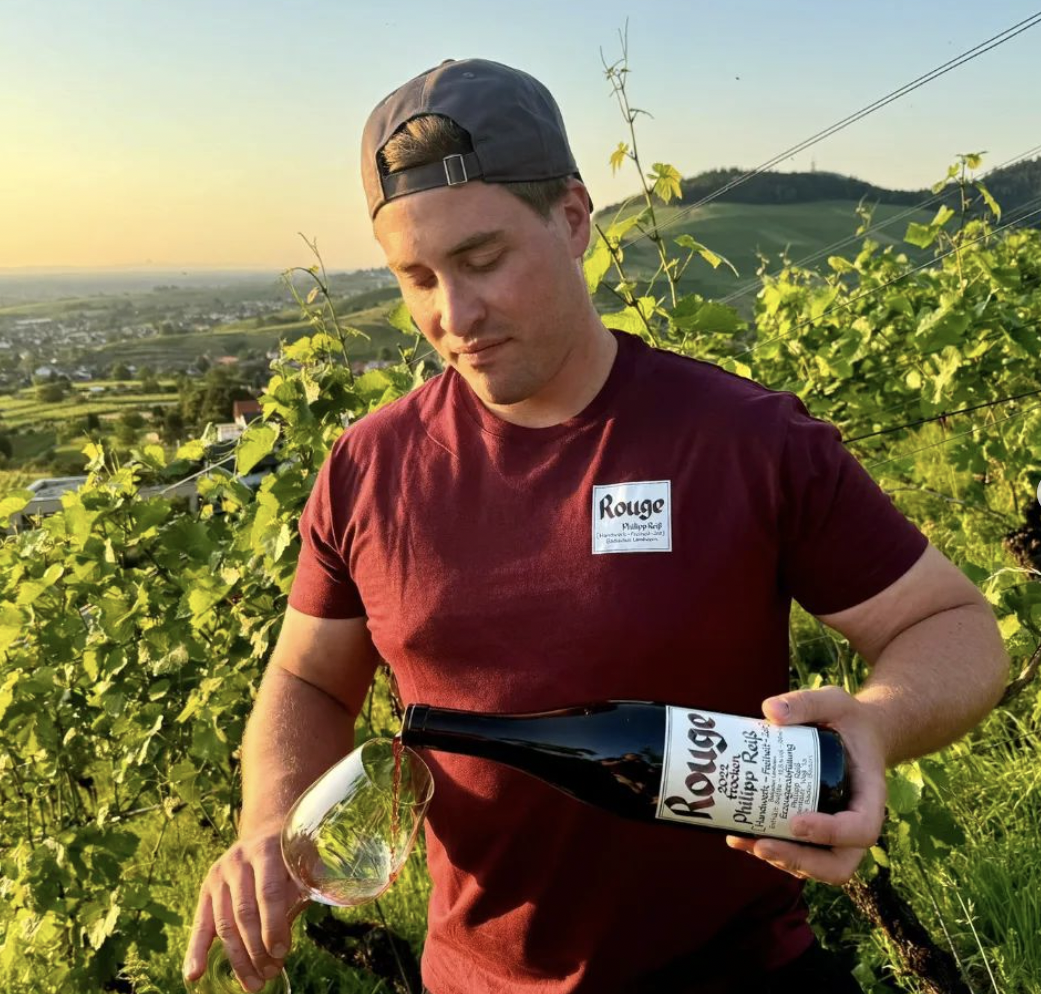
559, 178, 593, 260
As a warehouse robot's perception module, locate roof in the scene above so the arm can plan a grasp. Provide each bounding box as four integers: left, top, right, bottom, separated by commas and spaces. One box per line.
232, 400, 262, 420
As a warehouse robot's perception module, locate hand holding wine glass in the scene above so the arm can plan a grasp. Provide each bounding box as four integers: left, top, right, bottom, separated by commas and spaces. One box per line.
184, 738, 434, 994
183, 828, 302, 993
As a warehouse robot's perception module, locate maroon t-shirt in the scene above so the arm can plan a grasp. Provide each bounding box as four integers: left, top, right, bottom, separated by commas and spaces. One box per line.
289, 330, 928, 994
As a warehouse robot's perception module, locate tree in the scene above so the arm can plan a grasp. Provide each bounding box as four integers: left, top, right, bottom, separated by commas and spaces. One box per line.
161, 409, 185, 444
115, 421, 139, 446
138, 366, 159, 392
110, 362, 132, 381
35, 382, 64, 403
179, 367, 253, 427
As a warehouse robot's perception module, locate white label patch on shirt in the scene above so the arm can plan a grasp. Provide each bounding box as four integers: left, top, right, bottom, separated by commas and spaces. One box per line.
591, 480, 672, 554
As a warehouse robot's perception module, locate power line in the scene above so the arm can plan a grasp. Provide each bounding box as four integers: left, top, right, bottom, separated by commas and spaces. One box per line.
732, 201, 1041, 362
865, 399, 1041, 472
845, 387, 1041, 444
718, 142, 1041, 307
156, 451, 237, 495
759, 191, 1041, 415
839, 358, 1040, 438
825, 364, 1039, 440
620, 11, 1041, 250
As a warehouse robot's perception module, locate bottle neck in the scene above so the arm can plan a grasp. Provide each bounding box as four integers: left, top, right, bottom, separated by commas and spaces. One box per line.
402, 704, 549, 759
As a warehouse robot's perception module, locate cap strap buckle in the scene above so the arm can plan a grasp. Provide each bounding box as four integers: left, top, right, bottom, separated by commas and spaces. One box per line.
443, 154, 469, 186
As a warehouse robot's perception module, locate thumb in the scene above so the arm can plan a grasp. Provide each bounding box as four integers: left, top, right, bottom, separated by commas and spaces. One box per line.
761, 685, 852, 726
761, 694, 793, 724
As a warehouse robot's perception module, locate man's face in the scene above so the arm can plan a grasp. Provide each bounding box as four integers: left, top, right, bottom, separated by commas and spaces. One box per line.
374, 180, 591, 410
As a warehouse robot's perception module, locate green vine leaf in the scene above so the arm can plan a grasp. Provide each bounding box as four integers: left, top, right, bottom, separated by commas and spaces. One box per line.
609, 141, 630, 174
647, 162, 683, 204
235, 423, 281, 476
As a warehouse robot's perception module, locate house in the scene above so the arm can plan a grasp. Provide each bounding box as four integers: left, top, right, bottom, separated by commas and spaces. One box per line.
232, 400, 262, 427
215, 423, 244, 443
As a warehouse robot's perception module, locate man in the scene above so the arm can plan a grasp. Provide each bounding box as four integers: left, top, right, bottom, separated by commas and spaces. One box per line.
184, 58, 1008, 994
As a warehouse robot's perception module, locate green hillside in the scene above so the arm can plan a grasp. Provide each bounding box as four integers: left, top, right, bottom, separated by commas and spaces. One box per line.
591, 156, 1041, 308
594, 199, 936, 307
599, 157, 1041, 215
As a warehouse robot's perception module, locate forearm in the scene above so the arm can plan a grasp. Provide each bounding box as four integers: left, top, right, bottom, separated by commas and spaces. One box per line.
239, 664, 357, 838
855, 601, 1009, 767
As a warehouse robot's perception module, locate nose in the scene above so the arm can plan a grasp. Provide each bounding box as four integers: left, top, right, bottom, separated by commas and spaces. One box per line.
436, 276, 485, 339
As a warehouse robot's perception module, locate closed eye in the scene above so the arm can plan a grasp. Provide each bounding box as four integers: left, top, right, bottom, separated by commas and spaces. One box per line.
469, 254, 502, 272
406, 252, 502, 290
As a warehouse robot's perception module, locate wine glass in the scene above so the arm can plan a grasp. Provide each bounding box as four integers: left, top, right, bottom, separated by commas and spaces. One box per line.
281, 737, 435, 906
188, 941, 293, 994
186, 737, 434, 993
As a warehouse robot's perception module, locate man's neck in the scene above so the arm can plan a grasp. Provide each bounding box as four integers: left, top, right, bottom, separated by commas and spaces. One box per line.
481, 323, 618, 429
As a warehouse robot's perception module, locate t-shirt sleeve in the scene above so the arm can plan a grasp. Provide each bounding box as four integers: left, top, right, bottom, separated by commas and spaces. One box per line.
777, 394, 929, 616
287, 452, 366, 620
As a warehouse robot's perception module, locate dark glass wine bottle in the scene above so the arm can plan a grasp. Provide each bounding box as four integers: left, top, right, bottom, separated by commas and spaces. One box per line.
401, 700, 849, 841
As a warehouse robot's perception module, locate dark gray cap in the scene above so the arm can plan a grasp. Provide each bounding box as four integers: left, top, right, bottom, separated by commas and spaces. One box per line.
361, 58, 590, 220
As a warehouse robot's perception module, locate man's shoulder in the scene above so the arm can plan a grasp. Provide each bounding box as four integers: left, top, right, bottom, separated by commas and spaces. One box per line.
635, 338, 799, 430
330, 369, 450, 460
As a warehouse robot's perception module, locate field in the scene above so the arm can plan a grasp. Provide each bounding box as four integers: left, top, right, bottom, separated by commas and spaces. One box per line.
0, 389, 178, 429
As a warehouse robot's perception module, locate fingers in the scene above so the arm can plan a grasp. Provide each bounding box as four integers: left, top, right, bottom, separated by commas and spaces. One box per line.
228, 855, 286, 988
726, 833, 866, 885
216, 883, 266, 993
184, 837, 295, 992
725, 802, 878, 885
724, 801, 880, 885
762, 684, 854, 726
789, 807, 881, 850
250, 840, 293, 963
183, 887, 216, 982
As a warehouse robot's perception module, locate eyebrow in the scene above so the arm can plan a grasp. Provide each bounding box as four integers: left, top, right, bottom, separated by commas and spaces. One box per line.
391, 229, 505, 274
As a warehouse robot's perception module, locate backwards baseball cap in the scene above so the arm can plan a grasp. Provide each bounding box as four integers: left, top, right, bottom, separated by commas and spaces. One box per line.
361, 58, 591, 220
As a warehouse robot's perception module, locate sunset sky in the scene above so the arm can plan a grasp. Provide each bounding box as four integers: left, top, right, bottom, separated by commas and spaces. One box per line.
3, 0, 1039, 272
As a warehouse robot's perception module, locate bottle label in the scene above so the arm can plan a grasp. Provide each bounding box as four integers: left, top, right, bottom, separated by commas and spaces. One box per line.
657, 707, 821, 839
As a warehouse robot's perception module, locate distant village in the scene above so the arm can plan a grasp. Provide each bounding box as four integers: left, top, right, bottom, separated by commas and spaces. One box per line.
0, 297, 286, 388
0, 270, 403, 499
0, 267, 398, 390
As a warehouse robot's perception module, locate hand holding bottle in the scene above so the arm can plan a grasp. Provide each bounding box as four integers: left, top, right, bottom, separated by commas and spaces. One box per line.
724, 686, 887, 885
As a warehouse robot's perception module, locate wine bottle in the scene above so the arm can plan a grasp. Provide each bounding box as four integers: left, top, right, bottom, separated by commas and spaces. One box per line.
400, 701, 849, 841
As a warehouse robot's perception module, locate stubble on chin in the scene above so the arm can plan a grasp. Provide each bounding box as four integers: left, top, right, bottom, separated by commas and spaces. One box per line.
471, 379, 522, 407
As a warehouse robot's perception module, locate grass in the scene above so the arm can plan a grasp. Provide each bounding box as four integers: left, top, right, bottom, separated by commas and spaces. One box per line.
887, 706, 1041, 994
117, 807, 432, 994
0, 469, 33, 491
9, 430, 57, 460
